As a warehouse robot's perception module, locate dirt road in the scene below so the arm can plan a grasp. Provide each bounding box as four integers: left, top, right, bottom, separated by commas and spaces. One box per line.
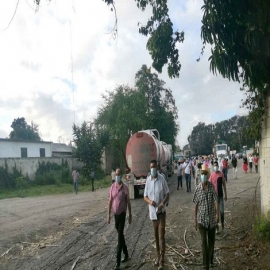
0, 163, 267, 270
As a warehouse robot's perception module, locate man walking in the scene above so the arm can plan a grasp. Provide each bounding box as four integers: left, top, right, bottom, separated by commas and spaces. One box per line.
254, 154, 259, 173
90, 169, 95, 191
222, 158, 228, 182
209, 161, 227, 232
231, 155, 238, 179
177, 158, 184, 190
193, 165, 219, 270
248, 154, 253, 173
184, 158, 192, 192
71, 169, 79, 194
144, 160, 170, 270
107, 168, 132, 270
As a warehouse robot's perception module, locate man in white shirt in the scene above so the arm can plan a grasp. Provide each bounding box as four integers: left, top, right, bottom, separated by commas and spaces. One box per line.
144, 159, 170, 270
248, 154, 253, 173
184, 158, 192, 192
177, 158, 184, 190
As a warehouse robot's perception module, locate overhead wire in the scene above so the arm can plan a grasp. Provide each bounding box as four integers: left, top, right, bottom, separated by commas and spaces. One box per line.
1, 0, 20, 32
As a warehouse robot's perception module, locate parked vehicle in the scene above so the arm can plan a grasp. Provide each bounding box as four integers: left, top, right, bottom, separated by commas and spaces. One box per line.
213, 140, 230, 158
126, 129, 173, 198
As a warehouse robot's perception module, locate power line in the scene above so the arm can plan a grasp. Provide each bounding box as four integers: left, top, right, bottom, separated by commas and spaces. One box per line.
69, 20, 75, 125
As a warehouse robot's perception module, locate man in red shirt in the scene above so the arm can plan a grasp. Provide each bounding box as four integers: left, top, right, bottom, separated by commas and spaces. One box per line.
209, 161, 228, 232
107, 168, 132, 270
221, 158, 228, 182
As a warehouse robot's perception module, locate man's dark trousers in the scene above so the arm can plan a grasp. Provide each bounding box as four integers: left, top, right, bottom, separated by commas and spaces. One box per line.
114, 212, 128, 265
198, 223, 216, 270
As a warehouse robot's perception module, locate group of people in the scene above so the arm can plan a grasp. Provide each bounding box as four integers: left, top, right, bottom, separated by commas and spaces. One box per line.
242, 154, 259, 174
176, 156, 229, 192
107, 158, 229, 270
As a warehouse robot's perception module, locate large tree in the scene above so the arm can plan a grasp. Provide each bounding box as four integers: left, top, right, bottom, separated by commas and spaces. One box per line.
96, 85, 146, 168
96, 66, 179, 168
188, 115, 254, 155
135, 65, 178, 146
9, 117, 41, 141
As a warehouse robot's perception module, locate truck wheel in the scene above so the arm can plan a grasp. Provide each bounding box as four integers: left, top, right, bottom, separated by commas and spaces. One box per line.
134, 186, 140, 199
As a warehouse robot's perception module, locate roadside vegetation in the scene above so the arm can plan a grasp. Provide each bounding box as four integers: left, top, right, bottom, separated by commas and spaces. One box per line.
0, 160, 112, 200
254, 213, 270, 242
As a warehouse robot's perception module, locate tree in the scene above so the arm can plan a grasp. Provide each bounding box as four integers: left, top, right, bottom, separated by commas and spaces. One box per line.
9, 117, 41, 141
96, 65, 179, 168
200, 1, 270, 139
34, 1, 269, 96
96, 84, 148, 169
188, 115, 254, 155
72, 121, 104, 191
135, 65, 179, 146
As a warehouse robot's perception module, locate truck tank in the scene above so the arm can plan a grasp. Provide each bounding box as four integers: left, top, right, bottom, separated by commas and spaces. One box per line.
126, 129, 162, 178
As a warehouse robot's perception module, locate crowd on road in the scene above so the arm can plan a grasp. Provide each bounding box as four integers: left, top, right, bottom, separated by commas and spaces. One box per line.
106, 154, 259, 270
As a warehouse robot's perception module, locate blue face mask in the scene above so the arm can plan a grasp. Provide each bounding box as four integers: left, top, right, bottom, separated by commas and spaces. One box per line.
151, 168, 157, 177
115, 175, 121, 183
201, 174, 207, 182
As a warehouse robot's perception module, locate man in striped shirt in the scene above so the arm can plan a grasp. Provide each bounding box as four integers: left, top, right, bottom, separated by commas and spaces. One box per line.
193, 165, 219, 270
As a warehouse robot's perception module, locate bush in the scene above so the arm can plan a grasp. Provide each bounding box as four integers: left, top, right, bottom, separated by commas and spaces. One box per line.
254, 213, 270, 242
79, 175, 90, 186
15, 176, 28, 189
0, 162, 23, 189
34, 160, 72, 186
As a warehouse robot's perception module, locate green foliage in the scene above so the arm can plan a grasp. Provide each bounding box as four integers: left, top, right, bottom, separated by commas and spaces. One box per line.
9, 117, 41, 141
72, 121, 103, 173
0, 162, 23, 189
96, 65, 179, 167
0, 176, 112, 200
254, 213, 270, 242
15, 176, 29, 189
201, 0, 270, 138
188, 115, 254, 155
35, 160, 71, 185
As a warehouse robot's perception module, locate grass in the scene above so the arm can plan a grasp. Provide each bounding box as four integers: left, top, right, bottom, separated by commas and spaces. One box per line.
254, 213, 270, 242
0, 175, 112, 200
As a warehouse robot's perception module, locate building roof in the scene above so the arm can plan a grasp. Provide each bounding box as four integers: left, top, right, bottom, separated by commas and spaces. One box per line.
0, 138, 52, 144
52, 143, 72, 153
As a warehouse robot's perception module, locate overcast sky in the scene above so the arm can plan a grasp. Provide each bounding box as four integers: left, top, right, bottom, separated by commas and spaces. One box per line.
0, 0, 247, 148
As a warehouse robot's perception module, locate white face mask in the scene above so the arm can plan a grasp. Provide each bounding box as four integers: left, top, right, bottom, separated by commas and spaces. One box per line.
115, 175, 121, 183
200, 174, 207, 182
214, 166, 219, 172
151, 168, 157, 177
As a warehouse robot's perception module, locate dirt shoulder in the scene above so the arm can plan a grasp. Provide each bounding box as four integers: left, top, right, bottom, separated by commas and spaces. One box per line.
0, 163, 269, 270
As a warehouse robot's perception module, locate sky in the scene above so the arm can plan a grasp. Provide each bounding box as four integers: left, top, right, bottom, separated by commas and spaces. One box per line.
0, 0, 247, 148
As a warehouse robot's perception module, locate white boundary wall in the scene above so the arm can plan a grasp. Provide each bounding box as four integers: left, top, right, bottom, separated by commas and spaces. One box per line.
260, 95, 270, 215
0, 157, 83, 180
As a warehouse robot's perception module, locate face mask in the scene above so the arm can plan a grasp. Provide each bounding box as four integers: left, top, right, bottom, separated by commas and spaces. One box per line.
115, 175, 121, 183
214, 166, 218, 172
151, 168, 157, 177
201, 174, 207, 182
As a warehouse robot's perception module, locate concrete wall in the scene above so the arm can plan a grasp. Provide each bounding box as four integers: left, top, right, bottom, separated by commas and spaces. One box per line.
0, 141, 52, 158
260, 95, 270, 215
0, 157, 83, 180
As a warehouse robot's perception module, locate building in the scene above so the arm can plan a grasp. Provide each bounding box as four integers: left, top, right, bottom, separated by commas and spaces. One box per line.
0, 139, 73, 158
0, 139, 74, 179
0, 138, 52, 158
52, 143, 72, 157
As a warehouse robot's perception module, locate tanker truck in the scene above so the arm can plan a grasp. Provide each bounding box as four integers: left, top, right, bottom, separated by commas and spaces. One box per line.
125, 129, 174, 198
